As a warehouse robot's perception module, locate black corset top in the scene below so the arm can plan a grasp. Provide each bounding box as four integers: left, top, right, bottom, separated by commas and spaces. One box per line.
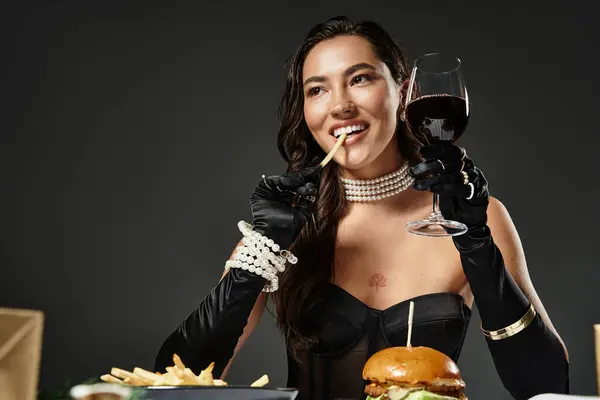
285, 284, 472, 400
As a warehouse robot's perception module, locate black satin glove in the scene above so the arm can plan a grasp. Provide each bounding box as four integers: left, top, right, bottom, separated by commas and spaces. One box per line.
409, 141, 488, 231
154, 166, 322, 377
251, 166, 321, 249
410, 142, 569, 399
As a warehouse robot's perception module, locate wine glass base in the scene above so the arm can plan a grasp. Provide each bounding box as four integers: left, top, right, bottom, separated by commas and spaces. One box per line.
406, 218, 468, 237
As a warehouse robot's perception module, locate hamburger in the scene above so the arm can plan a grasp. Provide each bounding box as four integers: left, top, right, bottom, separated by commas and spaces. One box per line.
362, 346, 467, 400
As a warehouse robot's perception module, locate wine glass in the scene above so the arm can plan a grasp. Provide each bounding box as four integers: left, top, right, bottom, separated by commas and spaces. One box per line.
404, 53, 470, 237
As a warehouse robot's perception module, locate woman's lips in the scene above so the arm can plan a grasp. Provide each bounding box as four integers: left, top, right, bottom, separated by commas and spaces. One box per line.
335, 127, 368, 146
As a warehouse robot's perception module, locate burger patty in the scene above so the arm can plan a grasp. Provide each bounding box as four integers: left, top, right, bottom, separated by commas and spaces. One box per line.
365, 382, 466, 398
364, 383, 389, 397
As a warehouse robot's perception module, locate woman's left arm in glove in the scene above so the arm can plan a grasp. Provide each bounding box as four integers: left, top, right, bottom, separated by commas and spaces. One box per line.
410, 142, 569, 400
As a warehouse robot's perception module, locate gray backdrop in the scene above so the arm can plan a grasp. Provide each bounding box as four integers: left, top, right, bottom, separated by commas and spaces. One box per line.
2, 1, 599, 399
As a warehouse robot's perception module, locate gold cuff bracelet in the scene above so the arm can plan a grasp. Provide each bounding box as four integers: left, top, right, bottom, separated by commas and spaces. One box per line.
481, 303, 537, 341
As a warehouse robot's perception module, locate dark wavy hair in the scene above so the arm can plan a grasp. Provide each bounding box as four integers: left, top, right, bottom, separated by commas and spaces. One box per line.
271, 16, 422, 356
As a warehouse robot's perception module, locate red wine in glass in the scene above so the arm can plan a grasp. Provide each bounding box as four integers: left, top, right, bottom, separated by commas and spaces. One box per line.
404, 54, 470, 237
405, 94, 468, 144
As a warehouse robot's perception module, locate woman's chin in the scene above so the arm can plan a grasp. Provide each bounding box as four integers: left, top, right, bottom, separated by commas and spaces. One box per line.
335, 139, 390, 169
335, 158, 373, 173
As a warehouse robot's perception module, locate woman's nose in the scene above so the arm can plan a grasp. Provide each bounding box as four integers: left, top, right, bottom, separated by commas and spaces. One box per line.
331, 99, 357, 118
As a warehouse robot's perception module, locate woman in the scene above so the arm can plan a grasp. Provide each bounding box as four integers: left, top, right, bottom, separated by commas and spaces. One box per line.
154, 16, 569, 400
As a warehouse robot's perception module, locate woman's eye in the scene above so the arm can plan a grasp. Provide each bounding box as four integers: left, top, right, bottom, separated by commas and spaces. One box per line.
307, 87, 324, 97
351, 74, 372, 85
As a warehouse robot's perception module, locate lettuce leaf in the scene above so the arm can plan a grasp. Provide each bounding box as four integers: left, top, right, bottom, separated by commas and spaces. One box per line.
404, 390, 458, 400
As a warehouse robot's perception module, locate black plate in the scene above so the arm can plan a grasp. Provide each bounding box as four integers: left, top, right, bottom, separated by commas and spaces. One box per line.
140, 386, 299, 400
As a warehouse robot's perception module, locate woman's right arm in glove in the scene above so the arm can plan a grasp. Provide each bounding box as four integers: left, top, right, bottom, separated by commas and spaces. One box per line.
154, 241, 266, 377
219, 266, 268, 379
153, 165, 322, 379
153, 242, 268, 378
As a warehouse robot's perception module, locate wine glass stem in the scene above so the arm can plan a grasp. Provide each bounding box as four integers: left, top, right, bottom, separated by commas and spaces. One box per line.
431, 192, 442, 220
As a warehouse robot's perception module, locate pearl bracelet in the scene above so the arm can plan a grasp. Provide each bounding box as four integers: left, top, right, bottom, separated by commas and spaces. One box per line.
237, 221, 298, 265
224, 221, 299, 292
225, 258, 279, 292
225, 243, 280, 292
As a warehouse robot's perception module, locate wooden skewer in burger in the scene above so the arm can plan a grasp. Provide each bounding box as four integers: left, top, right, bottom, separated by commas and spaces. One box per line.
362, 301, 467, 400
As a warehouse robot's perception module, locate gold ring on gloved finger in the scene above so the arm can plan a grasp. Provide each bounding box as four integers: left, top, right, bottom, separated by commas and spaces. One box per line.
466, 182, 475, 200
261, 175, 273, 190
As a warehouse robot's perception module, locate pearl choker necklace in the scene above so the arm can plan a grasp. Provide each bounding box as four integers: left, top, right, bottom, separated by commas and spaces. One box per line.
341, 162, 414, 202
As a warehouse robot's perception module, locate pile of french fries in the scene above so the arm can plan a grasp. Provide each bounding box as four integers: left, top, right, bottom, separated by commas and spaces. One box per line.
100, 353, 269, 388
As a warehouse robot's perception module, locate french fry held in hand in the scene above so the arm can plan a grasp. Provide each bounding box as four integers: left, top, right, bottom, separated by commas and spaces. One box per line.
100, 353, 266, 387
320, 131, 348, 167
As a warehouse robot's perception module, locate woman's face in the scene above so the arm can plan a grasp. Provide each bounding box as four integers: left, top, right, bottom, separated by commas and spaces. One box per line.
302, 35, 402, 172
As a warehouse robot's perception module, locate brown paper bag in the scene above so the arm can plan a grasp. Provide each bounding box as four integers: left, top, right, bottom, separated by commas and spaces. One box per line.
0, 307, 44, 400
